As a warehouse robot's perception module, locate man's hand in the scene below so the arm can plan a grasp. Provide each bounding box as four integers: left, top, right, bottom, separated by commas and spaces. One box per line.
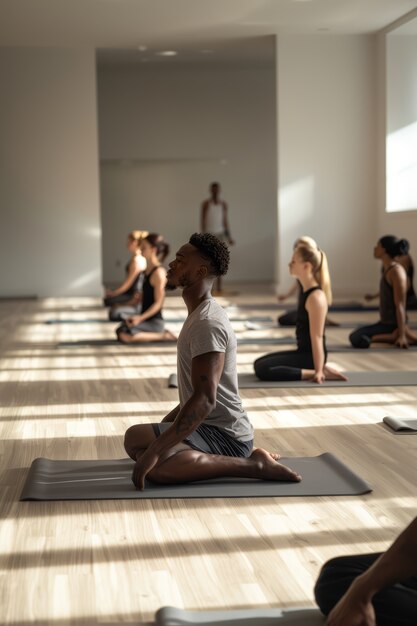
131, 448, 160, 490
325, 588, 376, 626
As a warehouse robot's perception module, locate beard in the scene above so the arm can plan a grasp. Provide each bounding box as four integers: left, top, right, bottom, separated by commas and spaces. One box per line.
165, 280, 177, 291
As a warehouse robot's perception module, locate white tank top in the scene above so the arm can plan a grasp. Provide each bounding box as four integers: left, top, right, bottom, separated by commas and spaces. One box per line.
205, 201, 224, 234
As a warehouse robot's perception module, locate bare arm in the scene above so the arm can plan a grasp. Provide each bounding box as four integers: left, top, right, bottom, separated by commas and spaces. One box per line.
132, 351, 225, 488
306, 290, 327, 383
391, 265, 408, 348
326, 516, 417, 626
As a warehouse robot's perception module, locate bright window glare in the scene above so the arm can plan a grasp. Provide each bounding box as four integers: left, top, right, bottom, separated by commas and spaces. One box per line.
386, 121, 417, 212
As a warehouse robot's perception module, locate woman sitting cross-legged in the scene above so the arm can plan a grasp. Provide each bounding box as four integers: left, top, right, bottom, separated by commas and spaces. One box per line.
117, 233, 176, 344
254, 241, 346, 383
350, 235, 417, 349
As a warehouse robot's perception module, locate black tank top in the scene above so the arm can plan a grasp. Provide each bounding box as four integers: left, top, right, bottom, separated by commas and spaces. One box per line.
141, 266, 163, 320
296, 285, 327, 353
379, 264, 398, 324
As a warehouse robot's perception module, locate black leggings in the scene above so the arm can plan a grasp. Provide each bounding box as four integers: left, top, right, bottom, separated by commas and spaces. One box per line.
315, 553, 417, 625
349, 321, 397, 349
254, 349, 322, 381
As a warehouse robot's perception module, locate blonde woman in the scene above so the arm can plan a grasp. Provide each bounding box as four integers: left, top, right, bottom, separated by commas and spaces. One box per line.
277, 236, 339, 327
104, 230, 148, 307
255, 241, 346, 383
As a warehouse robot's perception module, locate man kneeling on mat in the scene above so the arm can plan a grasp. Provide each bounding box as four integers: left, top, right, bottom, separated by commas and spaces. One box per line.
124, 233, 301, 489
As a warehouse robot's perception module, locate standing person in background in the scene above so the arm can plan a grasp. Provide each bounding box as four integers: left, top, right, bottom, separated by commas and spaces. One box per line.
104, 230, 147, 308
201, 182, 234, 294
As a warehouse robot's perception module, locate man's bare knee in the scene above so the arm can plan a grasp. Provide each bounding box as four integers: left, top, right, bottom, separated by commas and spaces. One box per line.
124, 424, 155, 459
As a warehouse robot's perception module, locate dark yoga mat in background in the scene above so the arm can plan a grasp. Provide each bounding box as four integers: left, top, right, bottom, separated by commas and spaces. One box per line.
155, 606, 324, 626
20, 453, 372, 501
238, 371, 417, 388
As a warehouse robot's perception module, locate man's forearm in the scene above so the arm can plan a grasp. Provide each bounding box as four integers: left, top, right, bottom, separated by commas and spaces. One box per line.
152, 393, 213, 454
161, 404, 181, 423
352, 517, 417, 599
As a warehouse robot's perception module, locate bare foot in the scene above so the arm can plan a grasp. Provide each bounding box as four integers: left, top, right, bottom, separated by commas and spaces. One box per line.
250, 448, 301, 482
163, 330, 177, 342
117, 332, 133, 344
323, 365, 348, 381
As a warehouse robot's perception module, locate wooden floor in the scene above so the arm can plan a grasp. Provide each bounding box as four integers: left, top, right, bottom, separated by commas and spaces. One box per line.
1, 289, 417, 625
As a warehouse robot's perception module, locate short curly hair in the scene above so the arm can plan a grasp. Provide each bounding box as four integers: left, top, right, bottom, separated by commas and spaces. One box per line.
189, 233, 230, 276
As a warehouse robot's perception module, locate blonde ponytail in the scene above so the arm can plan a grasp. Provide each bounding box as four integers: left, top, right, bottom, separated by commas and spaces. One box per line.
296, 242, 333, 305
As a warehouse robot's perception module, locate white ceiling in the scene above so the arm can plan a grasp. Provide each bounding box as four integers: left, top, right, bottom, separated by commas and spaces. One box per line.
1, 0, 417, 66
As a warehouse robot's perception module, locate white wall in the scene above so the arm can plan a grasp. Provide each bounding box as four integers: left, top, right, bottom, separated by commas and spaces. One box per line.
277, 35, 379, 295
0, 48, 102, 297
97, 66, 277, 284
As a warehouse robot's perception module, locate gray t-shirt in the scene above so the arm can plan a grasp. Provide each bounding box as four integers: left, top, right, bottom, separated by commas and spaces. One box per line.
177, 299, 254, 442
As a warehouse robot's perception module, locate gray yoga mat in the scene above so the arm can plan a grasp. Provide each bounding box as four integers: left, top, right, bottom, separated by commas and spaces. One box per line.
48, 316, 274, 325
228, 302, 379, 312
20, 453, 371, 501
238, 371, 417, 388
168, 373, 178, 388
238, 337, 417, 348
328, 344, 417, 352
155, 606, 324, 626
383, 416, 417, 433
238, 337, 297, 346
56, 339, 175, 348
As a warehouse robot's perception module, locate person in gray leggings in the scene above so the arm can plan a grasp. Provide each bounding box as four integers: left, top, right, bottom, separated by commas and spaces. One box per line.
315, 515, 417, 625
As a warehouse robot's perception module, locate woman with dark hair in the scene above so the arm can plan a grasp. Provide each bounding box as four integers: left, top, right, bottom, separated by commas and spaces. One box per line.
365, 239, 417, 311
104, 230, 147, 307
254, 240, 346, 383
117, 233, 176, 344
350, 236, 417, 349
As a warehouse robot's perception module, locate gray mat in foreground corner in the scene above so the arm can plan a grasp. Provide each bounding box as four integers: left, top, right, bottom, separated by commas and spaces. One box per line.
155, 606, 324, 626
238, 371, 417, 388
19, 453, 371, 501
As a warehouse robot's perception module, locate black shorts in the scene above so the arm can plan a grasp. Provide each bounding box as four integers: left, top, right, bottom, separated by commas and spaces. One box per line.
152, 422, 253, 458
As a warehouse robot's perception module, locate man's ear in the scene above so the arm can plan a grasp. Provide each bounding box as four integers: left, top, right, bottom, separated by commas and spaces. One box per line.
198, 264, 209, 279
